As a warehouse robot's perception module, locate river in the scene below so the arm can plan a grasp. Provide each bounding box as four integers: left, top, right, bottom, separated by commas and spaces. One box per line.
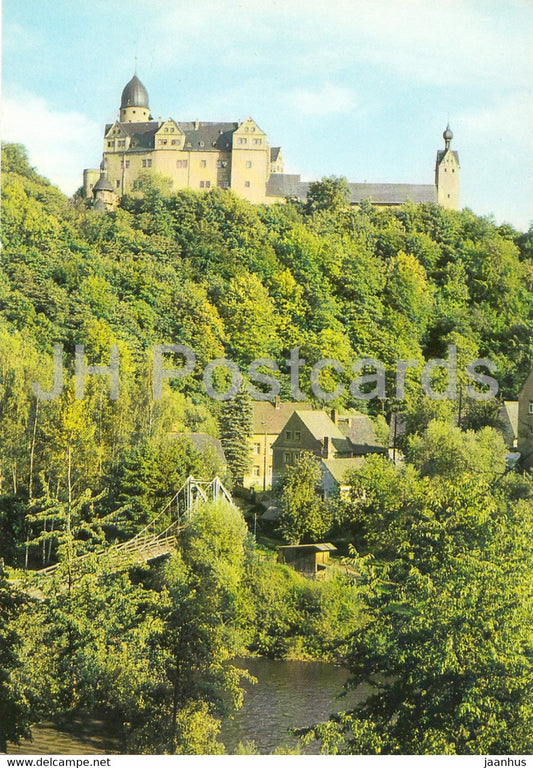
8, 658, 366, 755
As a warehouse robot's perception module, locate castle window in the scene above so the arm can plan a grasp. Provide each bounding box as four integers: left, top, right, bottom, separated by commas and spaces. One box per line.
199, 141, 205, 147
253, 443, 261, 455
238, 138, 247, 144
116, 180, 120, 188
253, 466, 260, 477
216, 160, 222, 168
253, 138, 262, 145
201, 160, 207, 168
246, 161, 252, 168
200, 181, 205, 188
206, 180, 211, 188
177, 159, 188, 168
107, 142, 113, 148
245, 181, 251, 188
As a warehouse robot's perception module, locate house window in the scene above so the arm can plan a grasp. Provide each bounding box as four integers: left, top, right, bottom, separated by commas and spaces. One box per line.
206, 180, 211, 189
200, 181, 205, 188
284, 452, 291, 464
201, 160, 207, 168
245, 181, 251, 188
286, 431, 292, 440
253, 467, 260, 477
120, 160, 130, 169
295, 431, 301, 441
529, 402, 533, 415
246, 161, 252, 168
253, 443, 261, 455
116, 179, 120, 188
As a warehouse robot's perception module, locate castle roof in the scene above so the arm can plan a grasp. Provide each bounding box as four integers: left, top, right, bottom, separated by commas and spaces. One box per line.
121, 75, 149, 109
178, 121, 238, 151
266, 174, 437, 204
270, 146, 282, 162
436, 149, 460, 166
105, 120, 240, 152
93, 175, 114, 193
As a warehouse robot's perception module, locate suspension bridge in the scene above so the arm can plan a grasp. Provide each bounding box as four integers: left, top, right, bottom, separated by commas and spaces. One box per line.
12, 476, 234, 593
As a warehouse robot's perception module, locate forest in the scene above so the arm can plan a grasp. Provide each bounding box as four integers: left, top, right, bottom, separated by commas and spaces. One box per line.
0, 142, 532, 754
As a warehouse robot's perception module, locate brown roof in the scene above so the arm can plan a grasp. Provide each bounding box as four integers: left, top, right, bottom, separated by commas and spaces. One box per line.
252, 400, 312, 434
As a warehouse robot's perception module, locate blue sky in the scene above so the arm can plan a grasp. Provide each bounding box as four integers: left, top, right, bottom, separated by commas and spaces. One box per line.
3, 0, 532, 230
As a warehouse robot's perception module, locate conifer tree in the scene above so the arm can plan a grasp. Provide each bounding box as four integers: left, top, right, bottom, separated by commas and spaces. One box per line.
219, 387, 253, 487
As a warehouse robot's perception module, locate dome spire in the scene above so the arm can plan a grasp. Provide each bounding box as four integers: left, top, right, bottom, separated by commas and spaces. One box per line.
120, 74, 150, 123
443, 122, 453, 150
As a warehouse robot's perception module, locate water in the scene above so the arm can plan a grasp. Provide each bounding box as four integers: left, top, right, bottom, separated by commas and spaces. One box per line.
8, 658, 365, 755
221, 657, 367, 754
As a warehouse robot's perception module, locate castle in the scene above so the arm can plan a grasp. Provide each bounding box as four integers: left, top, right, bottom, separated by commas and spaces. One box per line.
84, 74, 460, 211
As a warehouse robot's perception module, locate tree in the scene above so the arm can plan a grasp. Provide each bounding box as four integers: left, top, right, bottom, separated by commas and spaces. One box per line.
305, 444, 533, 754
277, 452, 333, 543
219, 387, 253, 487
0, 576, 30, 751
305, 176, 350, 215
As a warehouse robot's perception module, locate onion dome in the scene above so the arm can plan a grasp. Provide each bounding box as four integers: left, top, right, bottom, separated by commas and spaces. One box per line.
443, 123, 453, 142
120, 74, 149, 109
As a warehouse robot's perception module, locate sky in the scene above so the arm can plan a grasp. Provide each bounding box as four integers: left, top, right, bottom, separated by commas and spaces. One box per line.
2, 0, 532, 230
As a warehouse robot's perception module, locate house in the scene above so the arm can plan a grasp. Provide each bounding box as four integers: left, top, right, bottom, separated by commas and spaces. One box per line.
278, 543, 337, 580
272, 408, 385, 493
243, 399, 313, 490
518, 366, 533, 469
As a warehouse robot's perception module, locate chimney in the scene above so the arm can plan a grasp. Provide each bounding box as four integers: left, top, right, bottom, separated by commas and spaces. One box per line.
330, 408, 338, 425
323, 436, 331, 459
194, 119, 200, 130
275, 395, 281, 410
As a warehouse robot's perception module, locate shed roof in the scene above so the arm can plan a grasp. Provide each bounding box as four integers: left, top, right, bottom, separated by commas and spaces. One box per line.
278, 543, 337, 552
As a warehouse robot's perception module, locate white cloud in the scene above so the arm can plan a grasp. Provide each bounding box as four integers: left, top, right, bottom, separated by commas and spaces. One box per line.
290, 84, 357, 116
1, 92, 101, 195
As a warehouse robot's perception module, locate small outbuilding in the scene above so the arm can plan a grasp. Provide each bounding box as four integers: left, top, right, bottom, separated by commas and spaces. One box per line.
278, 543, 337, 579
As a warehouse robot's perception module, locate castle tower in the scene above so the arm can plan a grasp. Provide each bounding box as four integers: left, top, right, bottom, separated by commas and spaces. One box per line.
92, 159, 116, 211
435, 124, 460, 210
119, 74, 150, 123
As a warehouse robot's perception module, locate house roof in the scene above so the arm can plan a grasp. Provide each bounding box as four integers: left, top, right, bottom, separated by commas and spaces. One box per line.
278, 543, 337, 552
270, 147, 282, 162
321, 457, 365, 484
296, 410, 346, 440
338, 411, 386, 453
295, 410, 352, 455
171, 432, 227, 464
265, 174, 437, 204
252, 400, 312, 434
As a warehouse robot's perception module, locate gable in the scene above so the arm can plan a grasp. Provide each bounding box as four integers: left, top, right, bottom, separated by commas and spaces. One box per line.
105, 121, 127, 139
